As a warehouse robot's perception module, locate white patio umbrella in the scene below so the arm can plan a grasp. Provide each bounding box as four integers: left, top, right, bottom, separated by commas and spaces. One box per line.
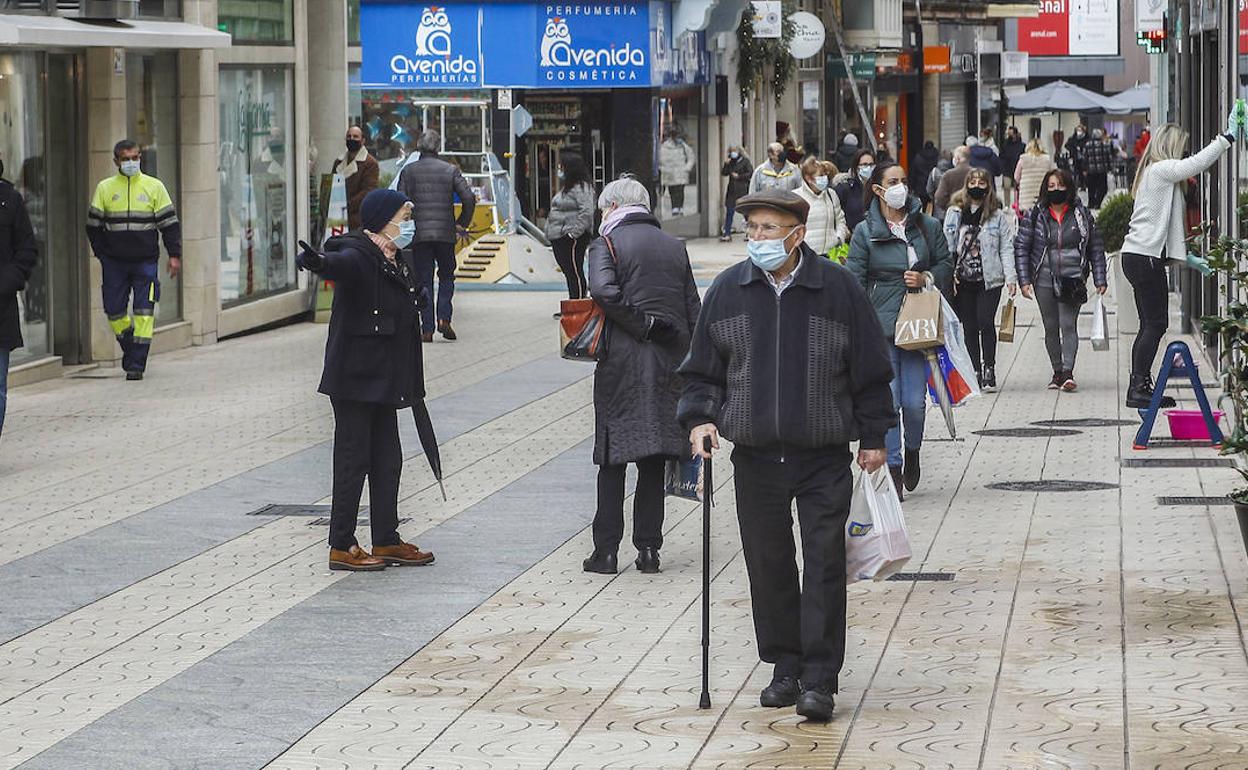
1111, 83, 1153, 114
1007, 80, 1132, 115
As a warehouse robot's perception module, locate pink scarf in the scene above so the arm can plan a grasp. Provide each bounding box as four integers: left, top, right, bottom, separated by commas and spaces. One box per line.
599, 204, 650, 237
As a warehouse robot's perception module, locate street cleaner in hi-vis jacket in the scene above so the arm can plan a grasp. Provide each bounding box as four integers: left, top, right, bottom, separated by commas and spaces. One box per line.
86, 139, 182, 381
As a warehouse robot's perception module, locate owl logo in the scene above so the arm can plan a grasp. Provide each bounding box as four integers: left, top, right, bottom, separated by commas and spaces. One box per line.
540, 17, 572, 67
414, 6, 452, 57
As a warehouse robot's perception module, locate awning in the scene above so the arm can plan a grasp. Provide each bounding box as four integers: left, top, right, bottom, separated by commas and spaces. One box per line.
0, 14, 231, 49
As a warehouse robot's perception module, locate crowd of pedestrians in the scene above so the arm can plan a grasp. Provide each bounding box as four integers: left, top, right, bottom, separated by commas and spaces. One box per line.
4, 102, 1230, 729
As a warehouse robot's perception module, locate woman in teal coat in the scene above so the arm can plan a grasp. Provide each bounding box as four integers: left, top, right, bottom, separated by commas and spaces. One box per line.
845, 161, 953, 500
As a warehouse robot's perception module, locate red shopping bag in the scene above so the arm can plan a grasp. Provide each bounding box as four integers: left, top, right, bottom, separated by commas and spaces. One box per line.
926, 346, 975, 406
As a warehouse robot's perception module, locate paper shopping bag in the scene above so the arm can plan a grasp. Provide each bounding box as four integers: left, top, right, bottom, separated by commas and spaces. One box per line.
894, 290, 944, 351
846, 468, 912, 583
1090, 295, 1110, 351
998, 298, 1016, 343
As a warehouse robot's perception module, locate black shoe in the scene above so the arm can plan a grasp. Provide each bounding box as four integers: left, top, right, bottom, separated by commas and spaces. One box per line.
1048, 371, 1063, 390
582, 551, 618, 574
126, 371, 144, 381
552, 311, 562, 319
903, 449, 920, 492
889, 465, 904, 503
796, 685, 835, 722
759, 676, 801, 708
437, 320, 457, 340
1126, 372, 1176, 409
635, 547, 661, 574
981, 364, 997, 392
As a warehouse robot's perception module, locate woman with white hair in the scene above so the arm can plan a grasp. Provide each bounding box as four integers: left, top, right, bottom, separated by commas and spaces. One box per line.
1120, 117, 1234, 408
581, 177, 702, 576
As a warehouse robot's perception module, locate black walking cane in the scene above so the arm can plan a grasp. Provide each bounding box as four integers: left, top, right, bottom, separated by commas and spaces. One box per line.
699, 436, 713, 710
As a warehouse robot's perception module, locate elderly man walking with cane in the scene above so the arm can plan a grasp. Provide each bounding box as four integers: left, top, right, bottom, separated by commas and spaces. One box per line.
678, 189, 896, 722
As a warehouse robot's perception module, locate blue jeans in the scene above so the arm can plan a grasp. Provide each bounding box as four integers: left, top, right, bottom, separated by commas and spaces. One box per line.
885, 345, 928, 468
0, 346, 9, 440
412, 240, 456, 333
722, 201, 736, 237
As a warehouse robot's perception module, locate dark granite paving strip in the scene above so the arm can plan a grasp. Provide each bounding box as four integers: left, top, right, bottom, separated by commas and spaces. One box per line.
0, 355, 589, 645
18, 439, 597, 770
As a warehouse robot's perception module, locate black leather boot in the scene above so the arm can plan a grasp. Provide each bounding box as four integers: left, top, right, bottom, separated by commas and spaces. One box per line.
583, 551, 618, 574
635, 547, 661, 574
1126, 373, 1176, 409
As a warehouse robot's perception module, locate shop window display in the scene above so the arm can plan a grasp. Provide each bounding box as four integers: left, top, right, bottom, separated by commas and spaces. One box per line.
218, 67, 297, 306
0, 52, 50, 364
126, 52, 182, 325
655, 92, 699, 221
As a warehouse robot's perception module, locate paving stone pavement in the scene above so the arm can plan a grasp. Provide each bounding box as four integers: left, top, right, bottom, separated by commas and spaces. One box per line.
1, 252, 1247, 769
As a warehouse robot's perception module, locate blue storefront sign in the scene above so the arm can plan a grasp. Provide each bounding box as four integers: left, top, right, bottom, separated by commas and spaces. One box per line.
362, 1, 677, 89
360, 2, 483, 89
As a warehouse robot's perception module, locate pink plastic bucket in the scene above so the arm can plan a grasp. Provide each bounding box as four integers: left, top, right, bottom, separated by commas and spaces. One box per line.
1165, 409, 1225, 441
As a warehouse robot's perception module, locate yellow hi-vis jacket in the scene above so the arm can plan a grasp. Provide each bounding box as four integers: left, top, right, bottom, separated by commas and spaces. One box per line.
86, 171, 182, 263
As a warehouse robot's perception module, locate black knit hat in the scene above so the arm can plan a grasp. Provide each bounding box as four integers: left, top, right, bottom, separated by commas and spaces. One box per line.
359, 189, 409, 232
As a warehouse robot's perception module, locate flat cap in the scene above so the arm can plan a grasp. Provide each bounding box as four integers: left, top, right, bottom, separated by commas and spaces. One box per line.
733, 189, 810, 225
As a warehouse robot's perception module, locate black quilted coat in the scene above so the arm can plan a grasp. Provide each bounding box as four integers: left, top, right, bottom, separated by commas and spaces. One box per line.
586, 213, 701, 466
395, 152, 476, 243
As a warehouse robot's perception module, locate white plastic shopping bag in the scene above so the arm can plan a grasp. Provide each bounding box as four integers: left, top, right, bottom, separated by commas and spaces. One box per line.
1090, 295, 1110, 351
845, 468, 913, 583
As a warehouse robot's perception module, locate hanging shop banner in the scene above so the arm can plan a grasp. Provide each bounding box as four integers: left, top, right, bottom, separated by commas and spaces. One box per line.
362, 1, 655, 89
480, 1, 651, 87
360, 2, 483, 89
826, 53, 876, 81
1017, 0, 1119, 57
922, 45, 951, 74
1240, 0, 1248, 55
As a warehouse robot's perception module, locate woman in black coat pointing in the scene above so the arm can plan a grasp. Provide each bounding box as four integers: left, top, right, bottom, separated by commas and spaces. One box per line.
297, 188, 435, 572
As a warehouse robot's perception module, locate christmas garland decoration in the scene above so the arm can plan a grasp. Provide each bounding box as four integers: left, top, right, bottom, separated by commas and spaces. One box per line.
735, 4, 797, 105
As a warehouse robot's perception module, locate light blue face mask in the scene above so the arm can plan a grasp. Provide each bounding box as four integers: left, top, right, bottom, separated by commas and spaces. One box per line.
390, 220, 416, 249
747, 228, 797, 272
119, 159, 141, 177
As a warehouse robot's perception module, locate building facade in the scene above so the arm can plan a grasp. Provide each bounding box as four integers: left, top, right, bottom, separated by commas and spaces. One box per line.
3, 0, 351, 387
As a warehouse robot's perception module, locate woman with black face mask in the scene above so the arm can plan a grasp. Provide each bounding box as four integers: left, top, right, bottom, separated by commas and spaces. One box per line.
1014, 169, 1108, 393
942, 167, 1016, 391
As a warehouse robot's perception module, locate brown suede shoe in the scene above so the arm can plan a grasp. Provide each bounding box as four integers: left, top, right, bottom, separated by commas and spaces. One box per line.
372, 542, 435, 566
329, 545, 386, 571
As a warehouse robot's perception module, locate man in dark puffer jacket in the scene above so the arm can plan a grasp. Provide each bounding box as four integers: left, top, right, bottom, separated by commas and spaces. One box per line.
397, 130, 476, 342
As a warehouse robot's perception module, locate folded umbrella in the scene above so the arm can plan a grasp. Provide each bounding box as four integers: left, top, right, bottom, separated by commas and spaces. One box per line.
410, 399, 447, 501
925, 349, 957, 440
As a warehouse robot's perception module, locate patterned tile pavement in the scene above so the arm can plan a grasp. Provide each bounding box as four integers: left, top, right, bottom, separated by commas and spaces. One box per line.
1, 246, 1246, 769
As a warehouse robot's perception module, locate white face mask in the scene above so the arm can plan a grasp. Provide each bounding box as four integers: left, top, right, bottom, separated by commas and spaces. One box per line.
881, 182, 908, 210
813, 175, 829, 191
119, 159, 141, 177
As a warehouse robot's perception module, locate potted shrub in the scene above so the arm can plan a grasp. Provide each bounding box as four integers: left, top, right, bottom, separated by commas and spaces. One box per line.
1095, 190, 1135, 254
1199, 232, 1248, 549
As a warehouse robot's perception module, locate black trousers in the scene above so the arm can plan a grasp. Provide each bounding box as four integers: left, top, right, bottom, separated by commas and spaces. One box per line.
329, 398, 404, 551
953, 280, 1003, 372
552, 234, 591, 299
731, 446, 853, 690
1122, 252, 1170, 376
668, 184, 686, 210
592, 456, 666, 552
1087, 172, 1109, 208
